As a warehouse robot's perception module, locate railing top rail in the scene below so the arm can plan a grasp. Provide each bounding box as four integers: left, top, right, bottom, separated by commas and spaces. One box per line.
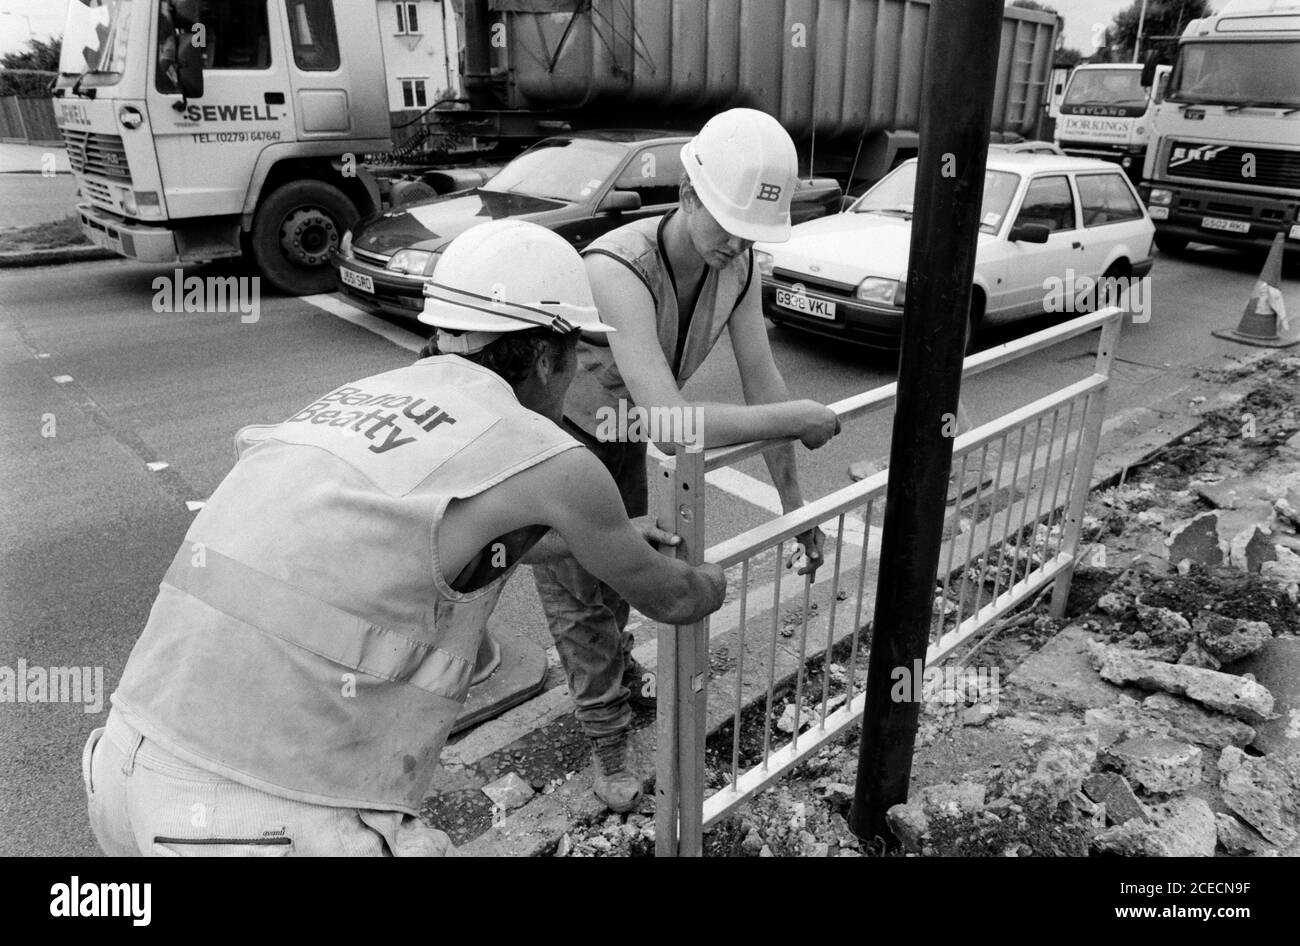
704, 369, 1108, 570
698, 307, 1124, 473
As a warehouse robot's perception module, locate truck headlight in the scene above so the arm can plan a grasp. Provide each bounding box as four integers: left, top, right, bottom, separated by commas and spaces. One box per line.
754, 249, 775, 277
855, 277, 903, 306
387, 249, 435, 276
1148, 188, 1173, 206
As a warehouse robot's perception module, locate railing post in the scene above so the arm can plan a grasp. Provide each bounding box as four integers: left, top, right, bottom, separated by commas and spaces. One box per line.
1049, 312, 1122, 618
654, 444, 706, 856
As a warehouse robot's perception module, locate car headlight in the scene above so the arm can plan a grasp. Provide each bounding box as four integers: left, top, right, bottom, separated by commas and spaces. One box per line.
1148, 188, 1173, 206
754, 249, 775, 277
339, 229, 353, 258
386, 249, 436, 276
855, 277, 903, 306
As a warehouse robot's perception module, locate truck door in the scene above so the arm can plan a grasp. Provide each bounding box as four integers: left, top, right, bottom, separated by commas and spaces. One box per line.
146, 0, 294, 221
279, 0, 349, 139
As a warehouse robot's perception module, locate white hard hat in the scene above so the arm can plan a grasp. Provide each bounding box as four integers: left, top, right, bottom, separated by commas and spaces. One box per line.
420, 220, 613, 353
680, 108, 799, 243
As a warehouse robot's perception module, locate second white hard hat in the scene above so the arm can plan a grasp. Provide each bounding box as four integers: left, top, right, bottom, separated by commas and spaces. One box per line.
680, 108, 799, 243
420, 220, 613, 352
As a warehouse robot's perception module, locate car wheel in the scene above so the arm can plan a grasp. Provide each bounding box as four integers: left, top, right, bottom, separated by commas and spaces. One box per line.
251, 180, 360, 296
1086, 262, 1131, 313
1155, 234, 1189, 255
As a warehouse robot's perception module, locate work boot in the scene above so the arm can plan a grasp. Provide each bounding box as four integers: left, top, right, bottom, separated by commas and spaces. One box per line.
623, 656, 657, 712
590, 732, 642, 813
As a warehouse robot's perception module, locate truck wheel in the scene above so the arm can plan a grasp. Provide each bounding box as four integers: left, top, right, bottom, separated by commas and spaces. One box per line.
250, 180, 359, 296
1155, 234, 1189, 255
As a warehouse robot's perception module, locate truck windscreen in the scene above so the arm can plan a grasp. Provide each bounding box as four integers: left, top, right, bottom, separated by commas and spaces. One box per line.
60, 0, 132, 84
1168, 41, 1300, 107
1062, 70, 1148, 111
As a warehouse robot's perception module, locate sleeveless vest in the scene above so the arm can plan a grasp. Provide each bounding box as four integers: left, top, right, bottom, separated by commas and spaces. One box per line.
112, 356, 579, 814
565, 211, 754, 436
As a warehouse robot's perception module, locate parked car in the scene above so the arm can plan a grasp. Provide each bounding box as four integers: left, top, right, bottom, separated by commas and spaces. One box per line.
333, 129, 842, 317
757, 153, 1155, 352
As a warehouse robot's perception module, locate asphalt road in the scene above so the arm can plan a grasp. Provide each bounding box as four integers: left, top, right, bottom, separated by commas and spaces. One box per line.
1, 243, 1296, 855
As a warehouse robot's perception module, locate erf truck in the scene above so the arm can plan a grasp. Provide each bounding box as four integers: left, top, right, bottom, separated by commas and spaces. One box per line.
55, 0, 1057, 295
1138, 0, 1300, 254
1054, 62, 1171, 182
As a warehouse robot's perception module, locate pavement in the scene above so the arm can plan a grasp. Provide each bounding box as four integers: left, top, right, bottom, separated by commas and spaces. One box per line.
0, 143, 78, 230
0, 242, 1297, 855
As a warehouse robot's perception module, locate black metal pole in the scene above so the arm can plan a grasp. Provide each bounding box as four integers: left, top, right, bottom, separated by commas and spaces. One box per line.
849, 0, 1007, 844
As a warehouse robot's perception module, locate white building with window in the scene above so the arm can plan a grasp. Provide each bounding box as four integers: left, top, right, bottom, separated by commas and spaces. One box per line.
378, 0, 461, 112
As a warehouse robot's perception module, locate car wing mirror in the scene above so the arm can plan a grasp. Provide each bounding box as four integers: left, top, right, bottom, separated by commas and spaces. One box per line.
1009, 223, 1050, 243
598, 191, 641, 214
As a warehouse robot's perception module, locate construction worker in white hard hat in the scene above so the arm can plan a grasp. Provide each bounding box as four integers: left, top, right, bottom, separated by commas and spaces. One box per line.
532, 108, 842, 813
82, 220, 726, 856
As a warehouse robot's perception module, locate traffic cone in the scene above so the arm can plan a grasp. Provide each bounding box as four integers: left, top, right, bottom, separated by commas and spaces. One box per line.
1212, 233, 1299, 348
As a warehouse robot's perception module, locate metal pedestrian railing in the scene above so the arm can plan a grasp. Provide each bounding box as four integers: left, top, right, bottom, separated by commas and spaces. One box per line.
654, 307, 1124, 856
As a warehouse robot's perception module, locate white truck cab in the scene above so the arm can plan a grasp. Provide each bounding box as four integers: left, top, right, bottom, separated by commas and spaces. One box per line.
1054, 63, 1171, 182
55, 0, 390, 293
1138, 0, 1300, 254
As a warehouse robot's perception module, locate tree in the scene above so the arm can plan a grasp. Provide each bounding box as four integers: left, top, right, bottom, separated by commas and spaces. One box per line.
1110, 0, 1211, 61
0, 36, 61, 96
1055, 47, 1084, 70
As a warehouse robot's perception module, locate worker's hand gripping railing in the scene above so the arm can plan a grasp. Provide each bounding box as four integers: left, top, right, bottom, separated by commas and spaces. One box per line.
653, 308, 1124, 857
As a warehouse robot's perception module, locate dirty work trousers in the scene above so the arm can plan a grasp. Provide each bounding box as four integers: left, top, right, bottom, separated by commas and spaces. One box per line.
83, 710, 455, 856
531, 419, 648, 739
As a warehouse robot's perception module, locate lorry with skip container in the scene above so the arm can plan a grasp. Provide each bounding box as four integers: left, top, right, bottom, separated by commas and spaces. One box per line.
1054, 62, 1171, 182
1137, 0, 1300, 255
55, 0, 1058, 296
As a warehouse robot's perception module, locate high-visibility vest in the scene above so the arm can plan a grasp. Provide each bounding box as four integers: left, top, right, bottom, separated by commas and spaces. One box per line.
565, 211, 753, 436
112, 355, 579, 814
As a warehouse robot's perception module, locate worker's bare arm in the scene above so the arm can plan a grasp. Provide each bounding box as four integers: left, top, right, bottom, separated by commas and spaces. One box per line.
585, 254, 831, 449
529, 449, 724, 625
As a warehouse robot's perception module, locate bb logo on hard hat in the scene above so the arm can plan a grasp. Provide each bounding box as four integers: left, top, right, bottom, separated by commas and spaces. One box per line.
756, 183, 783, 202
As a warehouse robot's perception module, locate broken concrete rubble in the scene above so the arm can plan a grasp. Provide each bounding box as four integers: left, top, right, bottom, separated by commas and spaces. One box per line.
1082, 772, 1149, 826
1194, 613, 1271, 663
1218, 746, 1300, 847
1092, 797, 1216, 857
1214, 812, 1274, 857
1100, 737, 1202, 795
1141, 692, 1256, 750
1165, 512, 1225, 568
1089, 641, 1275, 723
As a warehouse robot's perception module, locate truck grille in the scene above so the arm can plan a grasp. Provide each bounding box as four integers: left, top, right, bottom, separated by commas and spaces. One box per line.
63, 129, 132, 184
1164, 141, 1300, 191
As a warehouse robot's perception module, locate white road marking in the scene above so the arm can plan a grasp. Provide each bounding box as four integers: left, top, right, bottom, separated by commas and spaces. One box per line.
52, 374, 73, 383
145, 461, 170, 472
300, 293, 425, 353
185, 501, 206, 512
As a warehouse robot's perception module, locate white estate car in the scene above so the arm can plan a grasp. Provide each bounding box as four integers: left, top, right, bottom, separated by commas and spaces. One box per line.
756, 153, 1155, 351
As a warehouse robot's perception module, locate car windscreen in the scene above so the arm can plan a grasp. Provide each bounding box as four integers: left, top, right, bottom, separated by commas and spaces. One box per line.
852, 164, 1021, 234
481, 139, 629, 203
1167, 41, 1300, 108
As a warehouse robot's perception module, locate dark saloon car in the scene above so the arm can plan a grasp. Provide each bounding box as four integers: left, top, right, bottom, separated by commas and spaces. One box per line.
333, 130, 842, 317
